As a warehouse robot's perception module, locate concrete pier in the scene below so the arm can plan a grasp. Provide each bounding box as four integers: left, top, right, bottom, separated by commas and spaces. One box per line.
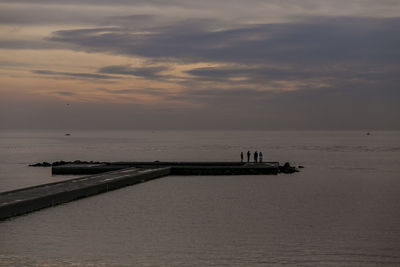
1, 162, 280, 220
0, 167, 171, 220
52, 162, 279, 175
51, 164, 131, 175
171, 163, 279, 175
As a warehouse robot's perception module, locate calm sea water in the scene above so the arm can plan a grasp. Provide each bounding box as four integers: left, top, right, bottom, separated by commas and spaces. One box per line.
0, 130, 399, 266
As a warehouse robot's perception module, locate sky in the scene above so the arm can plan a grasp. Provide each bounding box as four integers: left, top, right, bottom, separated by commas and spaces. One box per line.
0, 0, 399, 130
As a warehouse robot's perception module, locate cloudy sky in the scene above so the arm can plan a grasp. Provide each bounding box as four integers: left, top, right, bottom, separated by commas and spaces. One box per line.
0, 0, 399, 130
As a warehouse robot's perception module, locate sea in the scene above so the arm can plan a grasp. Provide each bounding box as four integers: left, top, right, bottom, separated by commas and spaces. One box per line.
0, 130, 399, 266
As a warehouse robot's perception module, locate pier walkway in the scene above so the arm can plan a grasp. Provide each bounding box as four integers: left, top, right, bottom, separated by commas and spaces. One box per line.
0, 162, 279, 220
0, 167, 170, 220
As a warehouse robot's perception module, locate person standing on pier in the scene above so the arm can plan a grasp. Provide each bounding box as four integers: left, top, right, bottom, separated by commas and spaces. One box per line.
259, 152, 263, 163
247, 151, 251, 162
254, 151, 258, 163
240, 152, 244, 163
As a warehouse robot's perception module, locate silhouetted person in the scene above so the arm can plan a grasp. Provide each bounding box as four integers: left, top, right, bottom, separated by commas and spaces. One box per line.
254, 151, 258, 163
247, 151, 251, 162
240, 152, 243, 163
259, 152, 263, 163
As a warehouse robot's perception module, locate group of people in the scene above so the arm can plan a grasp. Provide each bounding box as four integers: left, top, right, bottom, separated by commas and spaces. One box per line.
240, 151, 263, 163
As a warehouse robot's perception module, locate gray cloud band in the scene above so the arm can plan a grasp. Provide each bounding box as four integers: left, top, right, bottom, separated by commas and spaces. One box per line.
45, 17, 400, 67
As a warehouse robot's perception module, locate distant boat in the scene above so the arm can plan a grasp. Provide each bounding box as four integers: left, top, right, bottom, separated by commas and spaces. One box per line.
65, 133, 71, 136
366, 132, 371, 135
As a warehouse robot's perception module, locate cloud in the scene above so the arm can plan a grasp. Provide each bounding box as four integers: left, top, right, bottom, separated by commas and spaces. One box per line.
55, 91, 76, 96
42, 16, 400, 93
0, 5, 103, 25
1, 2, 400, 130
32, 70, 120, 80
98, 65, 168, 79
185, 63, 400, 85
96, 88, 184, 103
2, 1, 400, 19
185, 66, 325, 83
97, 88, 135, 94
97, 87, 167, 95
0, 40, 57, 49
182, 88, 272, 98
46, 17, 400, 67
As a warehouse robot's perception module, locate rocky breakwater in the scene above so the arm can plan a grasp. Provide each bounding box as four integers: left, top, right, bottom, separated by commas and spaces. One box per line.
279, 162, 303, 173
29, 160, 104, 167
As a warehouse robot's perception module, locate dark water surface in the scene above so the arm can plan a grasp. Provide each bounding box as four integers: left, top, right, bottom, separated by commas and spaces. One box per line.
1, 130, 399, 266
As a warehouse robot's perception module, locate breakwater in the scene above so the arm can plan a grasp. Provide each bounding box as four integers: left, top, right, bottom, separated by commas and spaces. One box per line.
1, 162, 284, 220
51, 162, 280, 175
0, 167, 170, 220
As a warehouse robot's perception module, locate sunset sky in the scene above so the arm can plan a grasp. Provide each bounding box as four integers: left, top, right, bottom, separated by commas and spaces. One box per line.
1, 0, 399, 130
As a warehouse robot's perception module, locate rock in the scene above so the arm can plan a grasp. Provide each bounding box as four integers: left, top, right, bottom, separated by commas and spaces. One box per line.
30, 160, 105, 167
279, 162, 299, 173
29, 162, 51, 167
283, 162, 291, 168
